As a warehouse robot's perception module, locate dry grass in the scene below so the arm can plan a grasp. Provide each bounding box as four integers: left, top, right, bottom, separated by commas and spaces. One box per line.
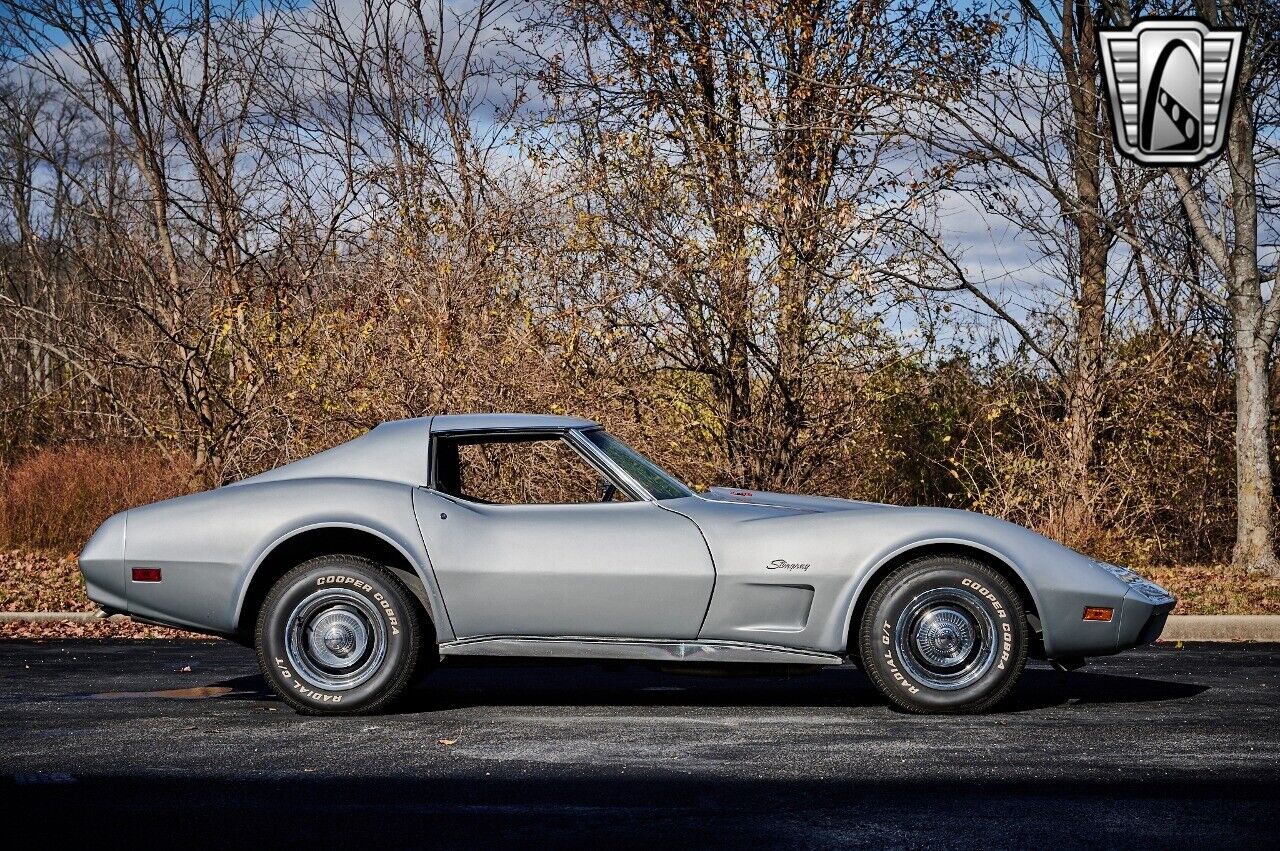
0, 444, 193, 553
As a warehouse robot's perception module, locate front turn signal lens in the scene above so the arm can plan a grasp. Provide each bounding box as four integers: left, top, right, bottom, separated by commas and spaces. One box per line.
1083, 606, 1113, 622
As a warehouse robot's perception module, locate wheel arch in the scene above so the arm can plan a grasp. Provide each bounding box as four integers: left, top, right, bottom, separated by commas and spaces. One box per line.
233, 524, 437, 643
843, 540, 1041, 661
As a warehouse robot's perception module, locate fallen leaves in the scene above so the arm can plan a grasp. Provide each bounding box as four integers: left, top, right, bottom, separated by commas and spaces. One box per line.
0, 550, 97, 613
0, 549, 204, 637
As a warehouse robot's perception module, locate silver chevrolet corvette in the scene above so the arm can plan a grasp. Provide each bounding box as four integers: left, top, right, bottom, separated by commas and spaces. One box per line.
79, 414, 1175, 715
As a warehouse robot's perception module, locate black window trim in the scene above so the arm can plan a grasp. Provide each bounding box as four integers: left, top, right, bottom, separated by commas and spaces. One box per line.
426, 427, 648, 506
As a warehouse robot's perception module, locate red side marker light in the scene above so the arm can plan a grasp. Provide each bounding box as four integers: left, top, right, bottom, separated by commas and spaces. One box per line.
1083, 606, 1113, 622
131, 567, 162, 582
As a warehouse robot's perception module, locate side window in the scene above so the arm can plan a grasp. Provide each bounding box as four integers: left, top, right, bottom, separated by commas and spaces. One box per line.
434, 434, 632, 505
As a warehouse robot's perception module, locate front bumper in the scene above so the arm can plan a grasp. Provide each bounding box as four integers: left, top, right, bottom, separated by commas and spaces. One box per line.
1116, 586, 1176, 650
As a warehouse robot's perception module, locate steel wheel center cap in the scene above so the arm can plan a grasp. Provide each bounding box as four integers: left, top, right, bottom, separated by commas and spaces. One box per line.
914, 607, 976, 667
287, 589, 388, 692
306, 608, 369, 668
322, 624, 356, 657
894, 587, 999, 691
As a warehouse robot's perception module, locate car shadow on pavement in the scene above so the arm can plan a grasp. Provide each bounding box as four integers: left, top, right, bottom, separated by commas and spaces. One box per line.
157, 661, 1207, 714
1007, 667, 1208, 711
384, 661, 1208, 715
398, 662, 885, 713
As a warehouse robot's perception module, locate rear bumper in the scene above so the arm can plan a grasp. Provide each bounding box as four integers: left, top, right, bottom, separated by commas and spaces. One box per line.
79, 511, 128, 614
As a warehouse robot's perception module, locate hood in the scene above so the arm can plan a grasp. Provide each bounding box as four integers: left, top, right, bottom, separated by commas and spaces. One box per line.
702, 486, 885, 514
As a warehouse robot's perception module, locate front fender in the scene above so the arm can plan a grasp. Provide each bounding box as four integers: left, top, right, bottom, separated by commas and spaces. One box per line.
679, 498, 1127, 658
830, 510, 1131, 659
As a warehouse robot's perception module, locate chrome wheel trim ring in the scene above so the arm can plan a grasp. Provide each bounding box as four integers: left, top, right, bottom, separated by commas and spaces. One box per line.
893, 586, 998, 691
285, 588, 388, 691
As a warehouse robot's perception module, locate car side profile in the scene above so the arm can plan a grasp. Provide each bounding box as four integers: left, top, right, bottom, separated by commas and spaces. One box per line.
79, 414, 1175, 714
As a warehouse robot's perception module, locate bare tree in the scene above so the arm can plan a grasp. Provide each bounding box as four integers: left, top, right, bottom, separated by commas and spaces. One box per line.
1102, 0, 1280, 574
0, 0, 332, 481
888, 0, 1163, 543
523, 0, 985, 489
0, 78, 81, 422
289, 0, 527, 343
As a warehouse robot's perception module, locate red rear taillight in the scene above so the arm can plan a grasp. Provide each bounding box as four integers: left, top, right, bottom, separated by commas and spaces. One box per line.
131, 567, 162, 582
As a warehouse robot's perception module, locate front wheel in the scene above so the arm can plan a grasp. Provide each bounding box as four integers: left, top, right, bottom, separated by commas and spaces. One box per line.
255, 555, 423, 715
858, 555, 1028, 713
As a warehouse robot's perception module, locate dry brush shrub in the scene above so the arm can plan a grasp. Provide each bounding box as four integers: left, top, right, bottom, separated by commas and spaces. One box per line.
0, 444, 194, 553
238, 264, 628, 471
1144, 563, 1280, 615
1090, 335, 1236, 568
948, 333, 1238, 567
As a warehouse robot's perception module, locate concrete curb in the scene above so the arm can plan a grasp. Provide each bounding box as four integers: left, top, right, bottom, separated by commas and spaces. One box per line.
3, 611, 1279, 640
0, 611, 131, 623
1160, 615, 1280, 642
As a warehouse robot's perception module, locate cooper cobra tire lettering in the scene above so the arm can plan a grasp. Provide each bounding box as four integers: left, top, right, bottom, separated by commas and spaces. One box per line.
998, 621, 1012, 669
313, 574, 401, 634
372, 591, 401, 634
961, 577, 1007, 618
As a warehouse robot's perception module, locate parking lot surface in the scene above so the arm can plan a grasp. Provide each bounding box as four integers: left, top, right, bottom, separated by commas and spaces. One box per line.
0, 640, 1276, 847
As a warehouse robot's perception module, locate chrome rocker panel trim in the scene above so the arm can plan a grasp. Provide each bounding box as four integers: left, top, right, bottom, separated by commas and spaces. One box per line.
438, 636, 845, 666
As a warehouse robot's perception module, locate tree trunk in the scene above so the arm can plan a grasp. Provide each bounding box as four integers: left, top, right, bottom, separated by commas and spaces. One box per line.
1062, 240, 1105, 541
1177, 0, 1280, 576
1058, 0, 1107, 543
1232, 320, 1280, 574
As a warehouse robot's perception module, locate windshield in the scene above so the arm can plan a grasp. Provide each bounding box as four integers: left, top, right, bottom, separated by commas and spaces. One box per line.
580, 429, 694, 500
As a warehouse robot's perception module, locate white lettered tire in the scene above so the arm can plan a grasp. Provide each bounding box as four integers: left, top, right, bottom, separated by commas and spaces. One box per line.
256, 555, 422, 715
858, 555, 1028, 713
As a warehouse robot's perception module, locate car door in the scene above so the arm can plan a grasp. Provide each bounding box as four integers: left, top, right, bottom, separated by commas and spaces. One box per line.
411, 431, 715, 640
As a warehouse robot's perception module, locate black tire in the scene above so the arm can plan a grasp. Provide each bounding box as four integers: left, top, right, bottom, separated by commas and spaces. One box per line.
858, 555, 1028, 714
255, 555, 423, 715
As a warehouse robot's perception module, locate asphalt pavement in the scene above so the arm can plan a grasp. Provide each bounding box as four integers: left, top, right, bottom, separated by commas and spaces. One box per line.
0, 640, 1276, 848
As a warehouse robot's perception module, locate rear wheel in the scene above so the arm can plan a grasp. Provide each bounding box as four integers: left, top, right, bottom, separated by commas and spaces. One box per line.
255, 555, 423, 715
858, 555, 1027, 713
